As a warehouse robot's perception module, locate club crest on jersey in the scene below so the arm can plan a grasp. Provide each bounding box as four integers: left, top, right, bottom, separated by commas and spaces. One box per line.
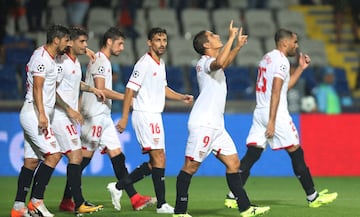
37, 64, 45, 72
98, 66, 105, 74
132, 70, 140, 78
280, 64, 287, 72
153, 138, 159, 144
71, 138, 79, 146
198, 151, 205, 159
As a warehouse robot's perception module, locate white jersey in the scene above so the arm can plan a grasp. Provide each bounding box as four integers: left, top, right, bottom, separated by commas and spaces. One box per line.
188, 55, 226, 129
24, 46, 58, 109
81, 52, 112, 116
126, 53, 167, 113
255, 49, 290, 111
54, 53, 82, 120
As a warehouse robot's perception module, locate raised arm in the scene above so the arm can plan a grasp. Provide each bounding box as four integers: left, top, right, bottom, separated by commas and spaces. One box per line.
223, 27, 248, 68
210, 20, 238, 71
288, 52, 311, 89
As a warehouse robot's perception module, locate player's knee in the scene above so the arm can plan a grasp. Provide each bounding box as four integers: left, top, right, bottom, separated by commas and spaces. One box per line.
24, 158, 40, 170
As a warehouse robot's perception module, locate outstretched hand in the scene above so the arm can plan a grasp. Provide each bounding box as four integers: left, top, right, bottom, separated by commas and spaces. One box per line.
236, 27, 248, 48
228, 20, 239, 39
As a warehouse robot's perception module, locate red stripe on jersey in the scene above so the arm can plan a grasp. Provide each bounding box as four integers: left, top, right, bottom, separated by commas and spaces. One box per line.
246, 142, 257, 147
128, 80, 141, 87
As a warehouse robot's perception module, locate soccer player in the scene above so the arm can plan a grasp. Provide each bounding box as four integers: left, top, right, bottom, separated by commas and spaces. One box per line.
224, 29, 338, 209
11, 24, 70, 217
52, 26, 104, 215
172, 21, 271, 217
114, 27, 193, 214
79, 26, 155, 211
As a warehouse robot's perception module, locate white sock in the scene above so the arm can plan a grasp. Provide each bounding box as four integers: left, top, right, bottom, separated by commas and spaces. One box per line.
13, 201, 25, 210
307, 191, 318, 201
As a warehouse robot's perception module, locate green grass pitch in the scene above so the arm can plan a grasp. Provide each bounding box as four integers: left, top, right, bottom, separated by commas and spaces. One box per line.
1, 176, 359, 217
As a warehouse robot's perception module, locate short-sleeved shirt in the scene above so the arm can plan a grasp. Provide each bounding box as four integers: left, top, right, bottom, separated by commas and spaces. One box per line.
126, 53, 167, 113
24, 46, 58, 109
54, 53, 82, 120
255, 49, 290, 112
188, 55, 227, 129
81, 52, 112, 116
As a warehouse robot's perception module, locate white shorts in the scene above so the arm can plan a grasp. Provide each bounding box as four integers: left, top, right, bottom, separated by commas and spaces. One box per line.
131, 111, 165, 153
246, 108, 299, 150
52, 116, 81, 153
20, 102, 60, 159
80, 114, 121, 153
185, 125, 237, 163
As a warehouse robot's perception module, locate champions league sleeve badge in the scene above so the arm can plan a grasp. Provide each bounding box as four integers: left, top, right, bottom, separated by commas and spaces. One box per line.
132, 70, 140, 78
37, 64, 45, 72
98, 66, 105, 74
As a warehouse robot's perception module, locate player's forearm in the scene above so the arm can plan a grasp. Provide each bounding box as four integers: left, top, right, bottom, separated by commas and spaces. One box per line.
223, 46, 241, 68
55, 92, 71, 111
33, 86, 45, 115
121, 88, 133, 119
288, 66, 303, 89
215, 37, 235, 68
165, 86, 183, 101
80, 81, 94, 93
102, 88, 124, 100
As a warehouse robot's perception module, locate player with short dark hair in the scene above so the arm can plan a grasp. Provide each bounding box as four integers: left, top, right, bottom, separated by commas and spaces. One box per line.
11, 24, 71, 217
53, 26, 104, 215
172, 21, 270, 217
114, 27, 193, 214
224, 28, 338, 209
78, 26, 155, 212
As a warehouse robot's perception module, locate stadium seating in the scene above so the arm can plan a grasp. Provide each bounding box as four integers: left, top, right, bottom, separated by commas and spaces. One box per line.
244, 9, 276, 39
226, 66, 255, 100
87, 7, 115, 37
235, 38, 263, 67
212, 8, 242, 37
48, 6, 67, 26
0, 65, 20, 99
166, 66, 186, 93
169, 37, 199, 67
227, 0, 248, 9
276, 9, 308, 39
133, 9, 149, 38
181, 8, 211, 39
300, 38, 328, 67
148, 8, 180, 38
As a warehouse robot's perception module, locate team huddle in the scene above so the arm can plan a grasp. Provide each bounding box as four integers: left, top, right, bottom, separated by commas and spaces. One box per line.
11, 21, 337, 217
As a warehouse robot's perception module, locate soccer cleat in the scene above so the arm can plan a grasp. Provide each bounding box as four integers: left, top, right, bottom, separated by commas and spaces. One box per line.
59, 198, 75, 212
107, 182, 123, 211
225, 194, 238, 209
11, 207, 31, 217
308, 189, 338, 208
240, 205, 270, 217
156, 203, 174, 214
27, 200, 54, 217
172, 214, 192, 217
75, 201, 103, 216
131, 194, 157, 211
